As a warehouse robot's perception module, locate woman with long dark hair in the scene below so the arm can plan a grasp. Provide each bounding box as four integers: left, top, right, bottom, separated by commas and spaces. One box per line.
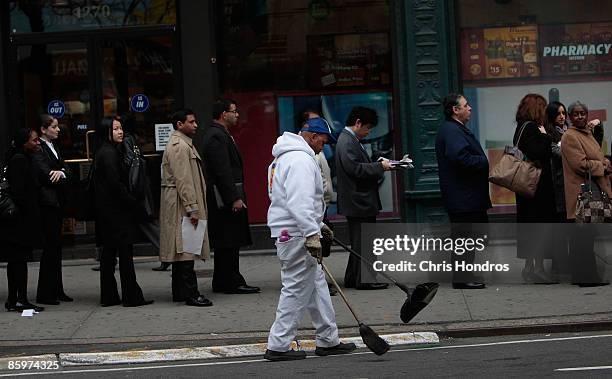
0, 128, 45, 312
513, 94, 557, 284
544, 101, 569, 280
94, 116, 153, 307
32, 114, 73, 305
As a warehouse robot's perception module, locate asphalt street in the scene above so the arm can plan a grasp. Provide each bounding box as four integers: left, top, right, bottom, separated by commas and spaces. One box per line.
2, 332, 612, 378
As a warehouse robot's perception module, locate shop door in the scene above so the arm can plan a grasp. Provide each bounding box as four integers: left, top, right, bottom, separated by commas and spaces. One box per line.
11, 30, 178, 240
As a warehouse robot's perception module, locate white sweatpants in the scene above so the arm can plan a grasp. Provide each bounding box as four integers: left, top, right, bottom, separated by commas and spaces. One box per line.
267, 236, 340, 352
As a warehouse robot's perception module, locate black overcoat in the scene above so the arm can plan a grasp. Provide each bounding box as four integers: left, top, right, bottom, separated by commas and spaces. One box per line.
195, 121, 252, 248
0, 151, 44, 261
513, 121, 557, 259
93, 141, 138, 247
513, 121, 557, 222
435, 119, 491, 214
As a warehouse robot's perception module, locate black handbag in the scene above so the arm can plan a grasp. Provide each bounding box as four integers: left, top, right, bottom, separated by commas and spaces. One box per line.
575, 168, 612, 224
0, 165, 19, 221
128, 145, 147, 197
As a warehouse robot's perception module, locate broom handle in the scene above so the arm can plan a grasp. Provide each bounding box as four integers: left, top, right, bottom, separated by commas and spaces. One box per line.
320, 261, 362, 324
332, 237, 412, 294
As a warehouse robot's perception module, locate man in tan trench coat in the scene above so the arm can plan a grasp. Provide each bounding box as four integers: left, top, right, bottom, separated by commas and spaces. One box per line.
159, 108, 213, 307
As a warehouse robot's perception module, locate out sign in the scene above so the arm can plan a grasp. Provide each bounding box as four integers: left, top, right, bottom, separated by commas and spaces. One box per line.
47, 100, 65, 118
130, 94, 149, 113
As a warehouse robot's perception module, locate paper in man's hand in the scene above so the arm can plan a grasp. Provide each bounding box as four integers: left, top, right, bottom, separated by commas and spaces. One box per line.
181, 216, 207, 255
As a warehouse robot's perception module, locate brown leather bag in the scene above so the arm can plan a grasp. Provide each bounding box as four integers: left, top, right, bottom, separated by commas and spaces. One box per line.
489, 122, 542, 198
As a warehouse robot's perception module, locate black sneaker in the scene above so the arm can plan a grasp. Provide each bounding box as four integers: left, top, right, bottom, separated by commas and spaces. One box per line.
263, 349, 306, 361
315, 342, 357, 356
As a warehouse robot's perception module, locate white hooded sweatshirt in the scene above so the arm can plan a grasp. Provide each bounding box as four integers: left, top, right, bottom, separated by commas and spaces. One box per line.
267, 132, 325, 238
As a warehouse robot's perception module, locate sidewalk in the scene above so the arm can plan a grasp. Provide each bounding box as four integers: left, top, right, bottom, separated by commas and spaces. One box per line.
0, 248, 611, 359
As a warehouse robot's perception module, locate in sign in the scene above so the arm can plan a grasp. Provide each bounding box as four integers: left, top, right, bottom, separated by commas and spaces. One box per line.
130, 94, 149, 113
47, 100, 66, 118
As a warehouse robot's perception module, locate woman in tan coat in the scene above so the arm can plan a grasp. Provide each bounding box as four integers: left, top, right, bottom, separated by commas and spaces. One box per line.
560, 101, 610, 287
159, 108, 213, 306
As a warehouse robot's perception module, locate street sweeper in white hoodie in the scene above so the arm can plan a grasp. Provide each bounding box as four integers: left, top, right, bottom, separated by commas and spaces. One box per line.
264, 117, 356, 362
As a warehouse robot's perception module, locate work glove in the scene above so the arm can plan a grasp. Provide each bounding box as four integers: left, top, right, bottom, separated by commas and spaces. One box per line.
305, 234, 322, 263
321, 223, 334, 243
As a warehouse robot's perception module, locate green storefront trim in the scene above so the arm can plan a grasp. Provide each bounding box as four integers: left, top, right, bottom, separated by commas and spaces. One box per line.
392, 0, 458, 223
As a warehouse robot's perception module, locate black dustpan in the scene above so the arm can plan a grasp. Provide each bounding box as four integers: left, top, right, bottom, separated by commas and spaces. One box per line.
400, 282, 439, 323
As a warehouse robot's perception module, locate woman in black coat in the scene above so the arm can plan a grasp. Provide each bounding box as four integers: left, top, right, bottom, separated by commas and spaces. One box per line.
94, 116, 152, 307
513, 94, 558, 284
32, 115, 72, 304
0, 128, 45, 312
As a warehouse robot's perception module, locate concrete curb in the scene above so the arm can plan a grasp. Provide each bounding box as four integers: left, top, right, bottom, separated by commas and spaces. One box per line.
51, 332, 438, 367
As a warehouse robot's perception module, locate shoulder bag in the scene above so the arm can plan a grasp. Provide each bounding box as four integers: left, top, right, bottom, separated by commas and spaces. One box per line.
575, 167, 612, 223
488, 122, 542, 198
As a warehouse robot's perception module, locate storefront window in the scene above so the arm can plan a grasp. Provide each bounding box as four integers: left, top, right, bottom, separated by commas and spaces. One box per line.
457, 0, 612, 213
9, 0, 176, 34
216, 0, 395, 223
218, 0, 391, 92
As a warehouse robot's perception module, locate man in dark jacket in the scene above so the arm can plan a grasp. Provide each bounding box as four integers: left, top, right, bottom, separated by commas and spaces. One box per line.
435, 93, 490, 289
195, 98, 260, 294
335, 106, 393, 290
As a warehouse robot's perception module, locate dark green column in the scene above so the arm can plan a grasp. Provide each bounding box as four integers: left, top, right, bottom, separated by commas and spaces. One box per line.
392, 0, 458, 223
0, 1, 9, 158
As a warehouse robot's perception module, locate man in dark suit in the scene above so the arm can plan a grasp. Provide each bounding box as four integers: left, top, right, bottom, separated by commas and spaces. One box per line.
195, 99, 260, 294
335, 106, 393, 290
435, 93, 490, 289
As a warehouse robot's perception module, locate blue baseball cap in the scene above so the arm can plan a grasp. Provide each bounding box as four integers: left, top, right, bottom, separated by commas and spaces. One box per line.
301, 117, 337, 143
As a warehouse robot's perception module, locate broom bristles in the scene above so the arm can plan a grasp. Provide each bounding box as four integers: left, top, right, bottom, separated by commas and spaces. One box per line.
359, 323, 390, 356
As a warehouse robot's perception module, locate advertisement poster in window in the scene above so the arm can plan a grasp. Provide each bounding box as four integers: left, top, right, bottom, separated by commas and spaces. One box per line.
307, 33, 391, 89
461, 25, 540, 81
540, 22, 612, 77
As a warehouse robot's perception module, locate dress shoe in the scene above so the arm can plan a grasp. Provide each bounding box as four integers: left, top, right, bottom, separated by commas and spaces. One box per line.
574, 282, 610, 287
263, 349, 306, 361
20, 302, 45, 312
452, 282, 486, 289
123, 300, 154, 307
355, 283, 389, 290
58, 294, 74, 302
6, 301, 44, 312
5, 301, 18, 312
315, 342, 357, 356
101, 300, 122, 307
91, 266, 100, 271
223, 285, 260, 294
36, 298, 60, 305
152, 262, 171, 272
185, 295, 213, 307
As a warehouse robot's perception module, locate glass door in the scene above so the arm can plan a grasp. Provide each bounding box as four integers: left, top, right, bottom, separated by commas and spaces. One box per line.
16, 42, 94, 160
99, 35, 176, 153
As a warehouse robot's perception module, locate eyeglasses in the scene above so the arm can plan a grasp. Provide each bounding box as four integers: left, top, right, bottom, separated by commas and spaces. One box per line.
225, 109, 239, 114
571, 111, 587, 117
